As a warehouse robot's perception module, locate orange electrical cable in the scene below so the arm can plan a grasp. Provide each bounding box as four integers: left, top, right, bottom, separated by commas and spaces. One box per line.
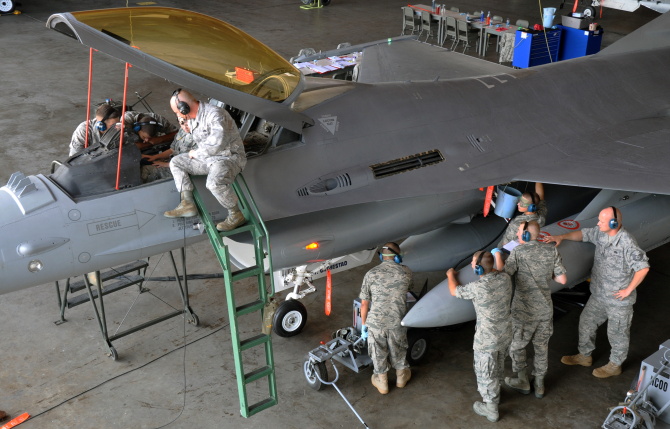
115, 63, 130, 190
84, 47, 93, 149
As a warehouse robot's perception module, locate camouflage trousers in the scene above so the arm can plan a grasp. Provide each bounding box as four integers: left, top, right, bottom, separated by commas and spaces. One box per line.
510, 318, 553, 377
368, 327, 409, 375
474, 345, 509, 404
141, 165, 173, 183
578, 296, 633, 366
170, 155, 241, 209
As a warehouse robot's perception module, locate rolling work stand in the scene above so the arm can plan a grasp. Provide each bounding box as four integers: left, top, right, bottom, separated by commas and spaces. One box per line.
53, 249, 199, 360
191, 173, 278, 418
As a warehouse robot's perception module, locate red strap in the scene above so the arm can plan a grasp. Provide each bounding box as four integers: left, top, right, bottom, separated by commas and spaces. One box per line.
600, 0, 603, 18
84, 47, 93, 149
483, 186, 494, 217
572, 0, 579, 13
325, 269, 332, 316
115, 63, 130, 190
0, 413, 30, 429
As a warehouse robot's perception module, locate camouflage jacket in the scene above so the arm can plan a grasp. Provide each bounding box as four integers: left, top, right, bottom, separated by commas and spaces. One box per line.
70, 119, 104, 156
188, 102, 246, 169
170, 128, 197, 156
504, 240, 566, 321
359, 261, 413, 330
455, 271, 512, 352
498, 200, 548, 247
123, 111, 179, 144
582, 226, 649, 306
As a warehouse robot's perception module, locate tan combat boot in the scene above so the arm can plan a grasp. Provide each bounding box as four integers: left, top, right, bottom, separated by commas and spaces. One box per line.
593, 361, 622, 378
0, 410, 7, 420
534, 376, 545, 398
396, 368, 411, 388
561, 353, 592, 367
216, 205, 246, 232
371, 372, 389, 394
505, 368, 531, 394
164, 191, 198, 218
473, 401, 499, 422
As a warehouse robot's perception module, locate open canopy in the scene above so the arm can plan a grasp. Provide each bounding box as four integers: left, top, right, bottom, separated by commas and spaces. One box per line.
48, 7, 312, 132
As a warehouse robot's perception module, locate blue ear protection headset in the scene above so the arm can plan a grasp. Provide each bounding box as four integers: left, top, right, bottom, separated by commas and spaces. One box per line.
96, 108, 116, 132
173, 88, 191, 115
521, 221, 531, 242
379, 244, 402, 264
609, 206, 619, 229
132, 120, 162, 133
474, 251, 485, 276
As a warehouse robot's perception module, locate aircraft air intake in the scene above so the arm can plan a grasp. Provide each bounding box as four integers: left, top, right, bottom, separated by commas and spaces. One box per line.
370, 150, 444, 179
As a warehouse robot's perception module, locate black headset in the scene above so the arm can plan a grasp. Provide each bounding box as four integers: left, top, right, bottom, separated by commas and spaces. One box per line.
474, 251, 485, 276
378, 243, 402, 264
521, 221, 531, 242
609, 206, 619, 229
172, 88, 191, 116
96, 108, 116, 132
132, 120, 162, 133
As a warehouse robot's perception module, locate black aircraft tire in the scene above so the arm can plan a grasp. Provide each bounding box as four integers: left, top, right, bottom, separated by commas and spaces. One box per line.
301, 0, 311, 4
583, 6, 596, 17
322, 0, 332, 5
303, 356, 328, 391
273, 300, 307, 337
406, 329, 430, 366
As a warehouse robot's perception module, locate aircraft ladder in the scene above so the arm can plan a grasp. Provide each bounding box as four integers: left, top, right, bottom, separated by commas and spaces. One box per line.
191, 173, 278, 418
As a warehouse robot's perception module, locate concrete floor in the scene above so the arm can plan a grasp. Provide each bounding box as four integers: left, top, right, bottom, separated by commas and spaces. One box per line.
0, 0, 666, 428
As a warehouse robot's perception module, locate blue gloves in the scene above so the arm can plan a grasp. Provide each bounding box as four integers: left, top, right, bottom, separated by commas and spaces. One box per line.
361, 325, 368, 340
491, 248, 502, 257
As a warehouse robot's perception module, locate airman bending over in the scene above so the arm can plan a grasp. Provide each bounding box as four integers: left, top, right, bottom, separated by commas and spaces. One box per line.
447, 251, 512, 423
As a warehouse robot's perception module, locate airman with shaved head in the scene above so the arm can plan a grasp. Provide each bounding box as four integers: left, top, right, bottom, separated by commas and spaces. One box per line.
492, 220, 567, 399
164, 89, 247, 231
543, 207, 650, 378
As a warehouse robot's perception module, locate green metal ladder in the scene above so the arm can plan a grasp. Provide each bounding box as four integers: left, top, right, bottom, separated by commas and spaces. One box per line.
191, 173, 278, 418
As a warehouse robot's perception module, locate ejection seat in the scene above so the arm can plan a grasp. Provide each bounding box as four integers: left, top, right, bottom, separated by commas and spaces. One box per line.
51, 127, 142, 198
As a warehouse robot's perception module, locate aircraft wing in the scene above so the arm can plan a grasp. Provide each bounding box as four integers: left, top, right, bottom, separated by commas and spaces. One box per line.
356, 38, 511, 83
46, 8, 313, 133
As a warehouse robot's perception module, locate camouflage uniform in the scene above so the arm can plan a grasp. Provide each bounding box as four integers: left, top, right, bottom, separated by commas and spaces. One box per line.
141, 128, 196, 183
577, 226, 649, 366
455, 271, 513, 404
69, 119, 104, 156
497, 200, 548, 247
359, 261, 413, 375
170, 102, 246, 209
122, 111, 179, 145
503, 241, 566, 376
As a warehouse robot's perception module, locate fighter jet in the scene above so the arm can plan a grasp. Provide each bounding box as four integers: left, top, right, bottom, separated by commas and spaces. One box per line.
2, 8, 670, 338
564, 0, 669, 17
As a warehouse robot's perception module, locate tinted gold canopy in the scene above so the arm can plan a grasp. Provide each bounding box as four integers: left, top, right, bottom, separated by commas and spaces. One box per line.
71, 7, 301, 102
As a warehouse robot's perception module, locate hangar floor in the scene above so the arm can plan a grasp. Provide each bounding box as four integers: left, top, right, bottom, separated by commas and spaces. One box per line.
0, 0, 665, 428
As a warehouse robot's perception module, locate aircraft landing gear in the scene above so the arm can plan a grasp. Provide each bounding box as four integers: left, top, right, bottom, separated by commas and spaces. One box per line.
273, 299, 308, 337
583, 6, 596, 17
0, 0, 16, 14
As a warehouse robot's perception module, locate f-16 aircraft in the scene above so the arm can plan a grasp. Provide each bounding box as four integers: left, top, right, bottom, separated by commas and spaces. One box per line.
2, 7, 670, 339
565, 0, 669, 17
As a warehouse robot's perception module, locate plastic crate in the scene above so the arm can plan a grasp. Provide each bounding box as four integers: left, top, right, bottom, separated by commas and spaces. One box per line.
561, 14, 589, 29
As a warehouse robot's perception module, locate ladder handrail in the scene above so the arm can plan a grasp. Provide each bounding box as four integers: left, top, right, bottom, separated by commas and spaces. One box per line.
235, 173, 275, 297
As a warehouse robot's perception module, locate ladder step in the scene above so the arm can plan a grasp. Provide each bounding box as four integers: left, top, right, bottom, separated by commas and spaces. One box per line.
232, 265, 261, 282
247, 397, 278, 417
218, 223, 255, 238
68, 275, 144, 308
235, 300, 265, 318
244, 365, 273, 385
69, 260, 148, 293
239, 333, 270, 351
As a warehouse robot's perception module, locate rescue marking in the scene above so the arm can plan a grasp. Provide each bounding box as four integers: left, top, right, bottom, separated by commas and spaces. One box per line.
87, 210, 155, 235
538, 231, 551, 241
318, 115, 339, 135
558, 220, 580, 230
